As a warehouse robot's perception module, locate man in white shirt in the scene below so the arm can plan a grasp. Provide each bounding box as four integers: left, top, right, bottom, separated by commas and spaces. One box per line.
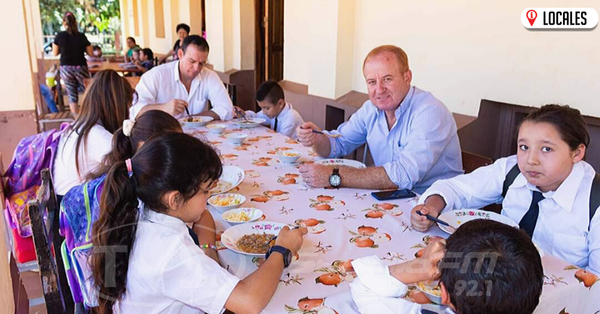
297, 45, 462, 193
130, 35, 234, 121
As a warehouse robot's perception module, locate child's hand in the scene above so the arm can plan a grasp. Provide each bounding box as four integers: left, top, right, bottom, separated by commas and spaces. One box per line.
275, 226, 308, 255
411, 205, 437, 232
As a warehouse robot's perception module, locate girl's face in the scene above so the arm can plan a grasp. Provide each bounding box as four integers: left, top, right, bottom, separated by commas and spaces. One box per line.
132, 50, 140, 61
177, 29, 188, 40
517, 121, 585, 192
170, 180, 215, 223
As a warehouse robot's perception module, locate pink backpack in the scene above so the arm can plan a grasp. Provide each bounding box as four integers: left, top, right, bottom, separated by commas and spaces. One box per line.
3, 123, 70, 237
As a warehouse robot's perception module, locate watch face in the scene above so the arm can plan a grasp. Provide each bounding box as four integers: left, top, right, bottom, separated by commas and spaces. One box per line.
329, 174, 341, 187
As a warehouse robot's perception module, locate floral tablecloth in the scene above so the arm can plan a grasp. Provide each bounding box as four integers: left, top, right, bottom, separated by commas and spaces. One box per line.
187, 123, 599, 314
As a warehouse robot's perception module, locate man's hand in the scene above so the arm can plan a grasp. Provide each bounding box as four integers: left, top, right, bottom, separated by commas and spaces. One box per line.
297, 122, 321, 147
164, 99, 189, 116
233, 106, 245, 118
299, 164, 333, 188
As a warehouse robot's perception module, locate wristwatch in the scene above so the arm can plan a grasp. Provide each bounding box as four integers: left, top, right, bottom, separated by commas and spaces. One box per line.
266, 245, 292, 268
329, 168, 341, 188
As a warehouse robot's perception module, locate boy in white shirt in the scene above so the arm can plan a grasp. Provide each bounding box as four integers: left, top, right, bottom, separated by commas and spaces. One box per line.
350, 220, 543, 314
235, 81, 304, 140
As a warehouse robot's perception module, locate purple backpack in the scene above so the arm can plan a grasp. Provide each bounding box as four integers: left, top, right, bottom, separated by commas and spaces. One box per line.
3, 123, 70, 237
59, 175, 105, 306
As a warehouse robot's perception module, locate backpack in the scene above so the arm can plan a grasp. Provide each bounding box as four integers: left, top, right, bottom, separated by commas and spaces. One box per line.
59, 175, 105, 307
3, 123, 70, 237
502, 164, 600, 230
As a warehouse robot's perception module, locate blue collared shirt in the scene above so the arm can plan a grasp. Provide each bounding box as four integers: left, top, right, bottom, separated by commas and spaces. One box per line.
327, 86, 463, 193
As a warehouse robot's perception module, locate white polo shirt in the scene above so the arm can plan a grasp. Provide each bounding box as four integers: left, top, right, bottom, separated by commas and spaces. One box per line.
131, 61, 234, 121
116, 209, 240, 314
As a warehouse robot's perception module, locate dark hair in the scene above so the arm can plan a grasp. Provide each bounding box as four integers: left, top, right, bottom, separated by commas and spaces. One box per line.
92, 45, 102, 51
181, 35, 209, 53
86, 110, 182, 181
440, 220, 543, 314
70, 70, 134, 177
256, 81, 285, 105
127, 37, 136, 44
141, 48, 154, 60
91, 133, 222, 314
176, 23, 191, 34
63, 12, 78, 34
520, 104, 590, 151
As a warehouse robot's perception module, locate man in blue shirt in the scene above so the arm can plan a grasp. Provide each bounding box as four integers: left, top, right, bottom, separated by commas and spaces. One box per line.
297, 45, 463, 193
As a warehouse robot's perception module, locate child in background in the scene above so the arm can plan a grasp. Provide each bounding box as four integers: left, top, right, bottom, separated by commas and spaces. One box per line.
53, 70, 133, 197
411, 104, 600, 275
134, 48, 154, 74
350, 220, 543, 314
87, 45, 105, 62
91, 133, 307, 314
235, 80, 304, 140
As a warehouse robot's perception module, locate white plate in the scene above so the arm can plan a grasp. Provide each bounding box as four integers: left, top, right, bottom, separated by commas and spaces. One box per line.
179, 116, 214, 127
221, 221, 286, 256
221, 207, 264, 225
415, 281, 442, 304
210, 166, 245, 195
437, 209, 519, 234
208, 193, 246, 212
316, 158, 366, 169
232, 118, 266, 128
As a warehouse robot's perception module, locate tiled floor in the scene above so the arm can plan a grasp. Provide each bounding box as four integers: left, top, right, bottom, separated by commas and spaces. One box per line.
21, 270, 47, 314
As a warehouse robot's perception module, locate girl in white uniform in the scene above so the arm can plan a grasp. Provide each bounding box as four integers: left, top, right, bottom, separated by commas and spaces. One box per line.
90, 133, 306, 314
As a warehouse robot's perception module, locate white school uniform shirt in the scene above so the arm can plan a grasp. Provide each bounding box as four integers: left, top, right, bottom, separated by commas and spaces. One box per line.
245, 102, 304, 140
420, 155, 600, 275
53, 124, 113, 195
131, 61, 234, 121
116, 209, 240, 314
349, 256, 456, 314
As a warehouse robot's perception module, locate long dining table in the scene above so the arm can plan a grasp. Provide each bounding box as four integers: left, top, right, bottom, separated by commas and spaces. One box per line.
87, 60, 144, 74
186, 122, 599, 314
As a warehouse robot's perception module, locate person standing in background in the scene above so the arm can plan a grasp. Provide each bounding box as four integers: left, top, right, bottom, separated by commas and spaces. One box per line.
52, 12, 93, 115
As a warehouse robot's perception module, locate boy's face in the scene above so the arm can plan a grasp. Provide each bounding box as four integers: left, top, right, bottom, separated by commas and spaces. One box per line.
140, 51, 149, 61
257, 99, 285, 119
517, 121, 584, 192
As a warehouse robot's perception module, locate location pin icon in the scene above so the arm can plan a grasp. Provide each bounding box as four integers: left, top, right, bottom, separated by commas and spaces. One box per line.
527, 10, 537, 26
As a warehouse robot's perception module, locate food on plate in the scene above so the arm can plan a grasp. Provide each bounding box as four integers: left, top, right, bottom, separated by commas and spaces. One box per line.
283, 152, 300, 157
224, 211, 250, 222
236, 233, 276, 254
417, 281, 442, 297
210, 180, 232, 194
210, 194, 242, 206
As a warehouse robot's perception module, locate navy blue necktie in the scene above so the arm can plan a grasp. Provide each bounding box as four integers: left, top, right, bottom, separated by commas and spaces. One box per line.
519, 191, 544, 237
273, 117, 278, 132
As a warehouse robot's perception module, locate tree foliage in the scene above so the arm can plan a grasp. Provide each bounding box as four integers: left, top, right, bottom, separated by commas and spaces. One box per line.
39, 0, 120, 35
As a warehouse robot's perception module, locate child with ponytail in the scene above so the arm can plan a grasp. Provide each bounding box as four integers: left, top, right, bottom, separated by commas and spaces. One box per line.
91, 133, 306, 314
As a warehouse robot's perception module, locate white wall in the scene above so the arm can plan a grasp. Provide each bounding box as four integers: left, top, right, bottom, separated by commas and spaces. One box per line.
351, 0, 600, 116
206, 0, 226, 71
0, 0, 35, 112
284, 0, 341, 98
